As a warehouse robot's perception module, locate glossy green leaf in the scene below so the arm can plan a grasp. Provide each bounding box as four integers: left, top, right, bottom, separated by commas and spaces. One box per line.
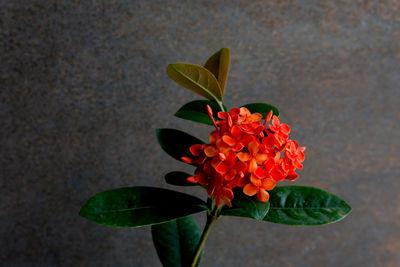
263, 186, 352, 226
242, 103, 280, 117
152, 216, 203, 267
156, 128, 204, 163
165, 171, 197, 186
221, 189, 270, 220
79, 187, 208, 228
204, 48, 230, 96
167, 63, 223, 101
174, 100, 227, 126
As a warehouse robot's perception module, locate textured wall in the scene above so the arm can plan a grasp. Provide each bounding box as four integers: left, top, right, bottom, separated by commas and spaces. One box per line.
1, 0, 400, 266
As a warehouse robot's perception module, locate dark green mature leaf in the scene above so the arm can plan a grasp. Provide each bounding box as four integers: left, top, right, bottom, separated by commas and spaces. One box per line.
79, 187, 208, 228
221, 189, 270, 220
263, 186, 352, 226
204, 48, 230, 97
165, 171, 197, 186
174, 100, 227, 125
156, 128, 204, 163
167, 63, 223, 101
152, 216, 203, 267
243, 103, 280, 117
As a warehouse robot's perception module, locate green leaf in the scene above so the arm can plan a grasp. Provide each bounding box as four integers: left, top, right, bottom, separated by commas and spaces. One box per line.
263, 186, 352, 226
204, 48, 230, 96
152, 216, 203, 267
221, 189, 270, 220
156, 128, 204, 163
174, 100, 227, 126
167, 63, 223, 101
242, 103, 280, 117
165, 171, 197, 186
79, 187, 208, 228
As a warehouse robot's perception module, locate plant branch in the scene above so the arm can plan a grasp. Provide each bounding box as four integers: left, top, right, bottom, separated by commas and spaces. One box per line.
190, 207, 219, 267
216, 100, 226, 112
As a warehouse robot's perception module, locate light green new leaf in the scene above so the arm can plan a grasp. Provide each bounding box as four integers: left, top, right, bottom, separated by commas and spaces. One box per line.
79, 187, 208, 228
152, 216, 203, 267
221, 189, 270, 220
167, 63, 223, 101
263, 186, 352, 226
174, 100, 227, 126
204, 48, 230, 96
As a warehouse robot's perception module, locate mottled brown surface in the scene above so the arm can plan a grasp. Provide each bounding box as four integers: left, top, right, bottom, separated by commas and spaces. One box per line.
1, 0, 400, 266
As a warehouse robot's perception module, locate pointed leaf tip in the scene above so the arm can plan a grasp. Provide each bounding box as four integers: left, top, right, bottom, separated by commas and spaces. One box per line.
204, 48, 230, 97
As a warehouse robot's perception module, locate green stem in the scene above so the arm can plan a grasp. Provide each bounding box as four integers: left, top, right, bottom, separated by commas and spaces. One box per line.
190, 210, 219, 267
216, 100, 226, 112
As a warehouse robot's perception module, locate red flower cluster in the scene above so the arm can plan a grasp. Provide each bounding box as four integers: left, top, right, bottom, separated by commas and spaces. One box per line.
181, 105, 305, 207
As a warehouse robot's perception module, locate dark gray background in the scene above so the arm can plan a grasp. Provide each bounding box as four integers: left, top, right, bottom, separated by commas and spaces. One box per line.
1, 1, 400, 266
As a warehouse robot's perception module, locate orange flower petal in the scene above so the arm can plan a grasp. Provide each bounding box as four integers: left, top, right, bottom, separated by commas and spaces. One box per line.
218, 111, 228, 119
237, 152, 251, 162
189, 144, 203, 156
215, 162, 230, 175
261, 178, 276, 190
187, 176, 197, 183
266, 110, 273, 122
197, 173, 208, 185
281, 124, 291, 134
224, 169, 237, 181
204, 146, 218, 157
181, 157, 194, 164
250, 174, 262, 186
230, 125, 243, 138
233, 160, 247, 172
293, 160, 303, 170
248, 158, 258, 173
243, 183, 258, 196
224, 188, 234, 199
298, 151, 305, 162
248, 141, 260, 154
255, 153, 268, 165
233, 142, 244, 152
262, 136, 275, 148
263, 158, 275, 171
257, 189, 270, 202
271, 168, 285, 181
223, 198, 232, 207
225, 150, 237, 165
253, 166, 267, 179
239, 107, 251, 117
249, 113, 263, 122
222, 135, 236, 146
286, 170, 299, 181
272, 115, 280, 126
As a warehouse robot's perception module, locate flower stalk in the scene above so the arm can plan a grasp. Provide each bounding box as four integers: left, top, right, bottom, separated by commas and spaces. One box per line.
190, 207, 220, 267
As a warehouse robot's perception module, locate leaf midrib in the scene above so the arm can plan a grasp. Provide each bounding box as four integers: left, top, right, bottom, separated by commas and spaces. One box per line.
172, 64, 221, 101
269, 207, 347, 210
86, 205, 205, 214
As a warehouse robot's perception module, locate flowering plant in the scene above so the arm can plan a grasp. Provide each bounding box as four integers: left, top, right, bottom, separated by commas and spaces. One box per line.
80, 48, 351, 266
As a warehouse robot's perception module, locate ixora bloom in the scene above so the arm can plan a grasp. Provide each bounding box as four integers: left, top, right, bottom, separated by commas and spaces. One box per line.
182, 105, 306, 207
79, 48, 351, 267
